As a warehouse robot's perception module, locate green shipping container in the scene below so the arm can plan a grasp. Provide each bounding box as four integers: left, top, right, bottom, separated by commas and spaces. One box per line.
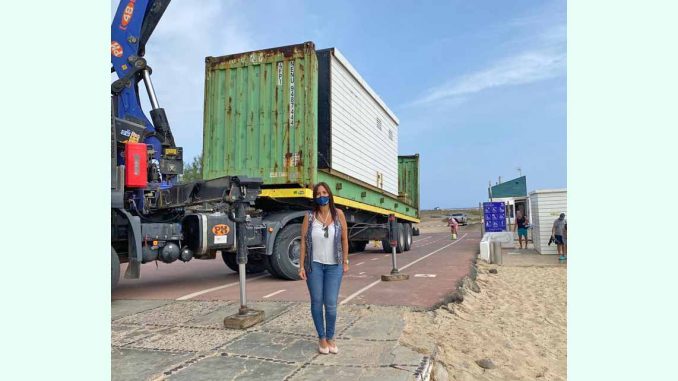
202, 42, 419, 221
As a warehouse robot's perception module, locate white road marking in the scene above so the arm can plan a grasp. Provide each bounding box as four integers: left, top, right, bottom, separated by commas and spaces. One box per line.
355, 261, 365, 266
176, 274, 269, 300
399, 234, 467, 271
370, 258, 380, 261
359, 272, 366, 275
414, 274, 437, 278
263, 289, 286, 298
340, 233, 468, 305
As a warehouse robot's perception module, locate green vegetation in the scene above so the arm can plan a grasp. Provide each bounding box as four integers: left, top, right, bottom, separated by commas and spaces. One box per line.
180, 155, 202, 183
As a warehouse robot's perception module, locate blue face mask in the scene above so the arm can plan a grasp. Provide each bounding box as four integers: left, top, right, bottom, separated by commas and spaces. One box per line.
316, 196, 330, 206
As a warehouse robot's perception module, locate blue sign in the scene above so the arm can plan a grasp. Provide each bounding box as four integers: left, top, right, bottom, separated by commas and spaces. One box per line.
483, 202, 506, 232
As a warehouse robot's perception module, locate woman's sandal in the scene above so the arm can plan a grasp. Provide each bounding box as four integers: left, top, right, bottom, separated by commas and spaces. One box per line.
318, 343, 329, 354
328, 341, 338, 354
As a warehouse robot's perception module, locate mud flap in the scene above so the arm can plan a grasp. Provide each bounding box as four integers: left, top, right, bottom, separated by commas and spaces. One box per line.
117, 209, 142, 279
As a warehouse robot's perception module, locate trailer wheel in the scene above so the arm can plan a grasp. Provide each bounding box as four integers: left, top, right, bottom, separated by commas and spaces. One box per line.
221, 252, 267, 274
381, 238, 391, 253
111, 247, 120, 290
271, 223, 302, 280
404, 224, 413, 251
382, 224, 405, 253
396, 223, 405, 253
349, 240, 368, 253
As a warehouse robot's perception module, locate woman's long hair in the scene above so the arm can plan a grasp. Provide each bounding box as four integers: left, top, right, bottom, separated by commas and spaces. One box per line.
312, 182, 337, 223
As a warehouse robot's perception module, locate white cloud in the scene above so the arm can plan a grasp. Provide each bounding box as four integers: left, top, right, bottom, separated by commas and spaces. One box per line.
411, 23, 566, 107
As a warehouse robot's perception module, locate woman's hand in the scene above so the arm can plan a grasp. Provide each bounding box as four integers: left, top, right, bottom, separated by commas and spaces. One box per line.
298, 268, 307, 280
343, 263, 349, 273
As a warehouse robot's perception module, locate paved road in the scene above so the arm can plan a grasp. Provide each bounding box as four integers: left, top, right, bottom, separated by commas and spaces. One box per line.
113, 227, 480, 309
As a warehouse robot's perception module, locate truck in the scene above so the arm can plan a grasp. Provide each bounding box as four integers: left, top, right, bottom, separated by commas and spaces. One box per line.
111, 0, 420, 288
201, 43, 421, 280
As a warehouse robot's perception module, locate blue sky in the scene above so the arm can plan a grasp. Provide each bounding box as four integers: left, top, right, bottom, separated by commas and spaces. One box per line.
112, 0, 566, 209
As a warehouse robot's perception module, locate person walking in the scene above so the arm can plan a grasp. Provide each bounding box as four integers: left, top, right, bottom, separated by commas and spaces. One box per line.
448, 215, 459, 240
552, 213, 567, 260
298, 182, 349, 355
514, 211, 529, 249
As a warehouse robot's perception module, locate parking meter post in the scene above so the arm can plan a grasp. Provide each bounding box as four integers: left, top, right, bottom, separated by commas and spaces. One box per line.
382, 214, 409, 281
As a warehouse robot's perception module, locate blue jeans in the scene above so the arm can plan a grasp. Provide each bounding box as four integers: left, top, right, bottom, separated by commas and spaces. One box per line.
306, 261, 344, 339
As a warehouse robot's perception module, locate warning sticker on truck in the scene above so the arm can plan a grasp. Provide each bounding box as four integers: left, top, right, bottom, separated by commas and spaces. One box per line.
212, 224, 230, 236
214, 235, 228, 244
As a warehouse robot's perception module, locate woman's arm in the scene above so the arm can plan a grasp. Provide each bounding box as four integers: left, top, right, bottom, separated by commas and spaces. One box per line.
338, 210, 349, 265
298, 214, 309, 279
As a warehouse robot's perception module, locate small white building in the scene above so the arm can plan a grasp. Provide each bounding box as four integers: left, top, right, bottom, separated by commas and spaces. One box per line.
529, 189, 567, 255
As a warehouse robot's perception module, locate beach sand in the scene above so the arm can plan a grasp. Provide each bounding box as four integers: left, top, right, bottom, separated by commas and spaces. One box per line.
401, 261, 567, 381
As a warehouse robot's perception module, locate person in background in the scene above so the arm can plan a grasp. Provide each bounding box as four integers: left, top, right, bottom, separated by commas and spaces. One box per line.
514, 210, 529, 249
448, 215, 459, 240
552, 213, 567, 260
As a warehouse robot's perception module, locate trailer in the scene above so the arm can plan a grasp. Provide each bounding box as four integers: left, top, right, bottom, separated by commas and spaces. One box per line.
201, 42, 421, 280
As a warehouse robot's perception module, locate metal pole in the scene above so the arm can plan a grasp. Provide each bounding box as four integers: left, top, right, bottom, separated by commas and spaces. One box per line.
389, 214, 398, 274
479, 202, 485, 237
234, 200, 249, 314
142, 69, 160, 110
492, 240, 503, 265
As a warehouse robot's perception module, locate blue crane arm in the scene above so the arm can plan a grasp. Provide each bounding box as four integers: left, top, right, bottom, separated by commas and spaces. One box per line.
112, 0, 178, 188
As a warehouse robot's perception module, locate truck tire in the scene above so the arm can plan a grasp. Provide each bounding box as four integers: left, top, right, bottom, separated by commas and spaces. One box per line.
111, 247, 120, 290
271, 223, 302, 280
382, 238, 392, 253
221, 252, 267, 274
396, 223, 405, 253
263, 255, 282, 278
382, 224, 405, 253
404, 224, 413, 251
349, 240, 368, 253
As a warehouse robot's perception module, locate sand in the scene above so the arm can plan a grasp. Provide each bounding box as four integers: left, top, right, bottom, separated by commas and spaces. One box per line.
401, 262, 567, 381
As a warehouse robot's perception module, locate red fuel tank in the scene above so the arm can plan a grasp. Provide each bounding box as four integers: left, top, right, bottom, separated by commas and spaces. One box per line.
125, 142, 148, 188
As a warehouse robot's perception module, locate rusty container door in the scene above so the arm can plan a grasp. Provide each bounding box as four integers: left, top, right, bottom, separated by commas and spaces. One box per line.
398, 154, 420, 212
202, 42, 318, 187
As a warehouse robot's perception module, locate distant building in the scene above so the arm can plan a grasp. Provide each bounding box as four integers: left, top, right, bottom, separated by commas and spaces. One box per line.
529, 189, 567, 255
488, 176, 528, 226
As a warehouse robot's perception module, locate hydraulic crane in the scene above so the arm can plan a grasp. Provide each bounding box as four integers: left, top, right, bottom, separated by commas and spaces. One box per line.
110, 0, 262, 289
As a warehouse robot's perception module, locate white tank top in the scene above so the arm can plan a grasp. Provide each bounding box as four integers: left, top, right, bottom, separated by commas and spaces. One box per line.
311, 218, 337, 264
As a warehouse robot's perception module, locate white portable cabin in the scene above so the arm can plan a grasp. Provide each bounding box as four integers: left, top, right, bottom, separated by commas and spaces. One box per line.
317, 48, 400, 195
528, 189, 567, 254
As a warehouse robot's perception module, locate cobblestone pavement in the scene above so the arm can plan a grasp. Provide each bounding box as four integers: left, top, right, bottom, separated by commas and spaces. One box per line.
112, 300, 433, 381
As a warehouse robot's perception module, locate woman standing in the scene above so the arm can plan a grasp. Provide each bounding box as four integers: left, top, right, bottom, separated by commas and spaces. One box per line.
298, 182, 349, 354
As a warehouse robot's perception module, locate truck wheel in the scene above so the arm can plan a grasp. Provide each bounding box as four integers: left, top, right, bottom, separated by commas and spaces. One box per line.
382, 239, 392, 253
404, 224, 413, 251
271, 223, 302, 280
111, 247, 120, 290
349, 240, 368, 253
263, 255, 282, 278
396, 223, 405, 253
221, 252, 267, 274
